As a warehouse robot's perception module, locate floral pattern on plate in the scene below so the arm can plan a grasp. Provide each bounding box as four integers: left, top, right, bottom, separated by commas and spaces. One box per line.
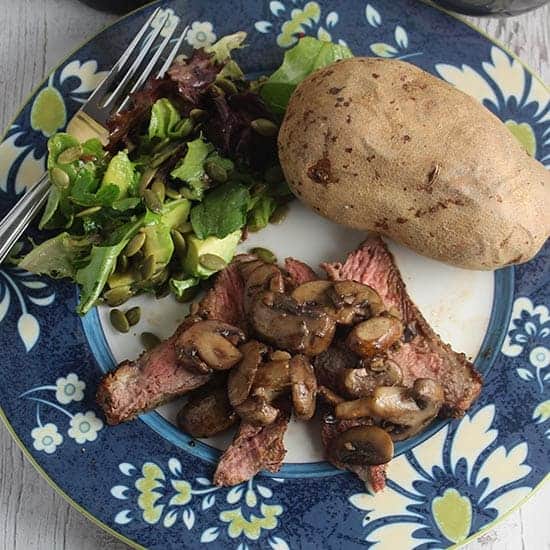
20, 373, 103, 454
111, 458, 287, 548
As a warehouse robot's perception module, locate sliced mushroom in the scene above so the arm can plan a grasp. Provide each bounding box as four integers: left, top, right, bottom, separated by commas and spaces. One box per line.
175, 320, 246, 374
328, 281, 385, 324
290, 355, 317, 420
369, 378, 444, 441
239, 260, 285, 312
291, 280, 335, 314
341, 359, 403, 398
346, 314, 403, 358
234, 394, 279, 426
177, 385, 237, 438
227, 340, 268, 408
330, 425, 394, 466
334, 397, 372, 420
250, 291, 336, 356
318, 385, 346, 406
252, 357, 291, 402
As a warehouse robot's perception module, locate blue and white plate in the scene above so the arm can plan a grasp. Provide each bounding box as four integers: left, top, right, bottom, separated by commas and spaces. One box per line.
0, 1, 548, 548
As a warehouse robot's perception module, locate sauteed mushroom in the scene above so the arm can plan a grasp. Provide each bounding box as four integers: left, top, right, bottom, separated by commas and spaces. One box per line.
342, 359, 402, 398
291, 280, 385, 325
239, 259, 285, 312
346, 314, 403, 358
175, 320, 246, 374
290, 355, 317, 420
228, 340, 268, 408
330, 425, 394, 466
235, 394, 279, 426
369, 378, 444, 440
328, 281, 385, 323
318, 385, 346, 406
177, 385, 237, 438
250, 291, 336, 355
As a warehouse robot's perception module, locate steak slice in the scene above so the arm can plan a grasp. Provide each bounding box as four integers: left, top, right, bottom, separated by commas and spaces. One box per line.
196, 263, 246, 331
97, 264, 246, 425
284, 257, 318, 286
321, 236, 482, 416
213, 408, 290, 486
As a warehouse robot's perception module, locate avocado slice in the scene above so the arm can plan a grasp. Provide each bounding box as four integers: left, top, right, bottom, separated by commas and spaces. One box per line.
139, 199, 191, 273
100, 151, 135, 199
183, 229, 241, 278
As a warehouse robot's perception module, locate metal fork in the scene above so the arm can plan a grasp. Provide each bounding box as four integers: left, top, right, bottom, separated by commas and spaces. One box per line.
0, 8, 189, 264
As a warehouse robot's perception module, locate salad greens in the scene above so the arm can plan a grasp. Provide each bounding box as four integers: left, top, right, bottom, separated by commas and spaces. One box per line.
16, 34, 350, 315
261, 36, 353, 114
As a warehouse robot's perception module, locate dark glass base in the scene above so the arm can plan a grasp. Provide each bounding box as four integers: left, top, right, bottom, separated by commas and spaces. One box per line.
78, 0, 153, 14
432, 0, 549, 16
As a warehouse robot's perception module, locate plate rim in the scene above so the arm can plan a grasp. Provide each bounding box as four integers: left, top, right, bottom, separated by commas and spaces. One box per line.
0, 0, 548, 547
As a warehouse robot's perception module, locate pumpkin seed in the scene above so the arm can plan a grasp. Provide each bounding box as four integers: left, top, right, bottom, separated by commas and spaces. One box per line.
189, 109, 207, 122
175, 285, 200, 303
210, 84, 225, 96
199, 253, 227, 271
57, 145, 82, 164
125, 232, 146, 257
189, 302, 200, 315
204, 160, 228, 183
110, 308, 130, 333
250, 118, 278, 137
174, 118, 194, 137
138, 167, 157, 195
125, 306, 141, 327
265, 165, 284, 184
165, 186, 181, 200
155, 283, 171, 299
270, 204, 289, 224
75, 206, 101, 218
249, 247, 276, 264
151, 180, 166, 203
143, 189, 163, 213
116, 254, 129, 273
216, 77, 238, 95
140, 254, 156, 280
51, 166, 70, 189
149, 268, 169, 286
171, 229, 187, 258
176, 222, 192, 234
104, 285, 132, 307
151, 141, 185, 168
141, 331, 161, 350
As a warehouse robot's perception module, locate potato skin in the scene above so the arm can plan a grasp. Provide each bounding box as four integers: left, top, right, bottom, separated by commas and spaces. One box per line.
278, 57, 550, 270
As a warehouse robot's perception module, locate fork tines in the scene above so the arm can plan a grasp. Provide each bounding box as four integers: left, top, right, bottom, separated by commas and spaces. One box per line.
83, 8, 189, 124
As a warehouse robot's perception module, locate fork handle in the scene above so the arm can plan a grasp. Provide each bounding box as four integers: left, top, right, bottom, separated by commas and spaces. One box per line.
0, 173, 51, 264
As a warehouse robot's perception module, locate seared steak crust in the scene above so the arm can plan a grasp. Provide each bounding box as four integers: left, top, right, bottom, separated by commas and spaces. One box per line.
322, 236, 482, 416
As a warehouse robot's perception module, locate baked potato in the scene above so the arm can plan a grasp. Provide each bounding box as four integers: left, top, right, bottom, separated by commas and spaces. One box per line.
278, 57, 550, 270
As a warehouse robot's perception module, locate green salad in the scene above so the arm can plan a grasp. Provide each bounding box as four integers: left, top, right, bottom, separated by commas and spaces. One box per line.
17, 34, 352, 315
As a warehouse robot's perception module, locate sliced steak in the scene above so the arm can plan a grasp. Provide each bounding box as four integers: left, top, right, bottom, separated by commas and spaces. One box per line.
322, 236, 482, 416
213, 408, 290, 486
197, 263, 246, 330
284, 257, 318, 286
97, 264, 247, 425
97, 319, 210, 425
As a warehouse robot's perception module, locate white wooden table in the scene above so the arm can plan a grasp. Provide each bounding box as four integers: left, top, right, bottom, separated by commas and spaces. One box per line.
0, 1, 548, 548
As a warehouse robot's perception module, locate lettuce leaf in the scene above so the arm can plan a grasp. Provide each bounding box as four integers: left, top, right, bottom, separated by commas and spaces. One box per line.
247, 194, 277, 232
148, 98, 192, 140
18, 233, 93, 280
261, 37, 353, 114
190, 181, 249, 239
170, 137, 214, 200
206, 31, 247, 64
75, 217, 143, 315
